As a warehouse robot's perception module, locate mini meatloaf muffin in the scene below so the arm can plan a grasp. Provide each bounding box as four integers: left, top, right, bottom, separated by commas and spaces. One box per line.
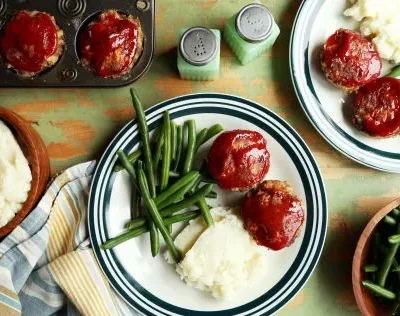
79, 10, 144, 78
353, 77, 400, 137
321, 28, 381, 91
0, 10, 64, 77
241, 180, 305, 251
207, 130, 270, 191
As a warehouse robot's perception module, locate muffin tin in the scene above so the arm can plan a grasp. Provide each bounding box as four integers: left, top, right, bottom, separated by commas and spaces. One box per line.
0, 0, 154, 87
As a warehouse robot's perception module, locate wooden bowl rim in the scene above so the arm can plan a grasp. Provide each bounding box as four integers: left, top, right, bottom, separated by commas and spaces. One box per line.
0, 108, 49, 238
352, 197, 400, 316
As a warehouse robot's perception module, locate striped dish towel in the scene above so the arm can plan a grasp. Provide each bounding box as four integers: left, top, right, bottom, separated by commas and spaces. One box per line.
0, 161, 139, 316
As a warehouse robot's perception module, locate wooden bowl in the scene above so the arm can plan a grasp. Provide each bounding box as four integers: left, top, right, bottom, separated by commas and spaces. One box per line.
0, 108, 50, 238
353, 197, 400, 316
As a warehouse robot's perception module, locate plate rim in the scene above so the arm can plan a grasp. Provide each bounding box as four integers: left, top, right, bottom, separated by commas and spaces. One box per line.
289, 0, 400, 173
88, 93, 328, 315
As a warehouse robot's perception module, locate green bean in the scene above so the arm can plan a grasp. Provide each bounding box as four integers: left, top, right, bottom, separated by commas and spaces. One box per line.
164, 210, 203, 227
154, 171, 199, 206
392, 266, 400, 272
117, 150, 141, 211
201, 124, 223, 144
114, 149, 142, 172
197, 197, 213, 226
171, 121, 177, 161
159, 184, 213, 217
362, 280, 396, 300
166, 224, 172, 234
126, 204, 201, 229
163, 210, 200, 225
117, 151, 137, 179
118, 152, 142, 226
126, 217, 146, 230
205, 190, 217, 199
172, 125, 183, 171
101, 226, 148, 249
393, 208, 400, 217
108, 211, 201, 249
149, 220, 159, 257
152, 128, 164, 172
182, 120, 196, 174
137, 163, 181, 262
169, 171, 180, 178
131, 189, 141, 219
157, 177, 200, 210
194, 128, 208, 151
138, 161, 159, 256
188, 176, 202, 195
389, 234, 400, 245
377, 223, 400, 286
388, 65, 400, 78
130, 89, 156, 198
384, 215, 397, 226
364, 265, 378, 273
160, 111, 171, 191
201, 177, 216, 184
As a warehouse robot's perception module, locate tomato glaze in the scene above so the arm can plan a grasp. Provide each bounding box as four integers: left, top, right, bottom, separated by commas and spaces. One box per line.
353, 77, 400, 137
242, 180, 304, 251
321, 28, 381, 90
207, 130, 270, 190
79, 11, 141, 78
0, 11, 59, 74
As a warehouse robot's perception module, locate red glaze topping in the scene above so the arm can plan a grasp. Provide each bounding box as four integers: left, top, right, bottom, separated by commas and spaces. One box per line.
353, 77, 400, 137
207, 130, 270, 190
321, 28, 381, 90
242, 180, 304, 251
0, 11, 59, 74
79, 10, 142, 78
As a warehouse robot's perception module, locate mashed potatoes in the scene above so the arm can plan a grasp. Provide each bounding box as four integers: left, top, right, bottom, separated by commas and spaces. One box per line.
344, 0, 400, 63
0, 121, 32, 227
165, 208, 268, 300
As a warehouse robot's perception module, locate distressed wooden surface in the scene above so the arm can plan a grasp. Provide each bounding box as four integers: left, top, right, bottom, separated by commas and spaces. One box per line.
1, 0, 399, 314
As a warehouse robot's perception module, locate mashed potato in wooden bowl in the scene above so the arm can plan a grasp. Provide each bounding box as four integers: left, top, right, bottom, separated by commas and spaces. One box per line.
0, 121, 32, 228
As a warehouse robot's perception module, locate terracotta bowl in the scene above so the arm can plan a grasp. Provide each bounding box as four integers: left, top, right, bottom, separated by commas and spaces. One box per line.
0, 108, 50, 238
353, 197, 400, 316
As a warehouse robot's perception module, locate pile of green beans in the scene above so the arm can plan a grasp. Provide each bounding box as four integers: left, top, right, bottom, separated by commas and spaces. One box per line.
362, 207, 400, 315
101, 89, 224, 261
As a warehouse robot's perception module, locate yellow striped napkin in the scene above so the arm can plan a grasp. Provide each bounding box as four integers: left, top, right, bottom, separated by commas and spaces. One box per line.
0, 161, 138, 315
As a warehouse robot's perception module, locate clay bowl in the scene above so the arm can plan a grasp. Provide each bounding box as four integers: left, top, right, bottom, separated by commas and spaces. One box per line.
0, 108, 50, 238
353, 197, 400, 316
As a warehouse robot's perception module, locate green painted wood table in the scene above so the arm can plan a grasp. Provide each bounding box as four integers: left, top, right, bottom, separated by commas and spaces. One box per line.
1, 0, 399, 315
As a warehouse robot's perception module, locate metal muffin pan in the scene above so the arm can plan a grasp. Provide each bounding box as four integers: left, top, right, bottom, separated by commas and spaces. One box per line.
0, 0, 154, 87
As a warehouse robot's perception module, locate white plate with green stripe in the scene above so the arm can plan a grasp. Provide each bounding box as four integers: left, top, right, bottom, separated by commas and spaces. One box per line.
88, 94, 327, 315
290, 0, 400, 172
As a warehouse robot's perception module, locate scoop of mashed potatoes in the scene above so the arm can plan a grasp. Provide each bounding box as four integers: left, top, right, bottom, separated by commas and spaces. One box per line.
344, 0, 400, 63
0, 121, 32, 227
165, 207, 269, 300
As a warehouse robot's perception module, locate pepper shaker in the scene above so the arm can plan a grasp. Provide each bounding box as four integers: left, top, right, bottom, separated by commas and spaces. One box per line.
224, 3, 280, 65
177, 27, 221, 81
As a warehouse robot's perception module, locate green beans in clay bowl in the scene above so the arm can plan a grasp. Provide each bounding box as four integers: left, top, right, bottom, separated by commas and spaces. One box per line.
353, 197, 400, 316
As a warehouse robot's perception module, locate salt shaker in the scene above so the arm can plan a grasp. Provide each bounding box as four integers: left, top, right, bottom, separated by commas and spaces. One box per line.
177, 27, 220, 81
224, 3, 280, 65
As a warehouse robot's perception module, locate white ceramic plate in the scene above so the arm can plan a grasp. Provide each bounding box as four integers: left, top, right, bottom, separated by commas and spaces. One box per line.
290, 0, 400, 172
88, 94, 327, 315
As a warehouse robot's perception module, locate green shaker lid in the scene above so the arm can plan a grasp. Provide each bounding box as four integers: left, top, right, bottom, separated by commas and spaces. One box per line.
235, 3, 274, 43
179, 27, 218, 66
